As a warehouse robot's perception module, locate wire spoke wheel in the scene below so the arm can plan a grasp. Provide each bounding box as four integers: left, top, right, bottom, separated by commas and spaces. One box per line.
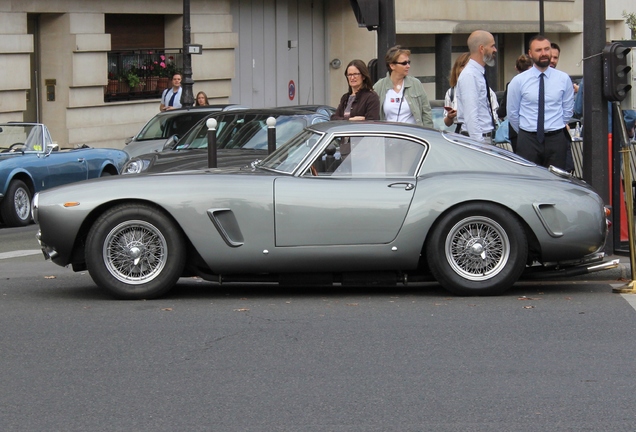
103, 220, 168, 285
0, 179, 32, 227
426, 203, 527, 296
86, 204, 186, 299
13, 187, 31, 221
445, 216, 509, 281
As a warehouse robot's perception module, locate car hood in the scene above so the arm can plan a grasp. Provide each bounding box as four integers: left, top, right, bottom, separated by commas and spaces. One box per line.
124, 139, 168, 158
146, 148, 267, 173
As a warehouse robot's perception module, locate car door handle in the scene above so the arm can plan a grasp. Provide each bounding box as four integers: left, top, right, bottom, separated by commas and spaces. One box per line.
388, 182, 414, 190
77, 158, 85, 163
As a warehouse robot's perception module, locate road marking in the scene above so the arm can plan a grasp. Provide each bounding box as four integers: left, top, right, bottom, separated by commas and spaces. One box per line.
621, 294, 636, 311
0, 250, 42, 260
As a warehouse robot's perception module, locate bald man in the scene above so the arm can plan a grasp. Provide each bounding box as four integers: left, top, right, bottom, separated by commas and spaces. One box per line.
456, 30, 498, 143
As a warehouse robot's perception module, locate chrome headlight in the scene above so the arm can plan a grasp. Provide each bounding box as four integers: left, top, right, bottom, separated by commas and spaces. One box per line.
122, 158, 151, 175
31, 192, 39, 224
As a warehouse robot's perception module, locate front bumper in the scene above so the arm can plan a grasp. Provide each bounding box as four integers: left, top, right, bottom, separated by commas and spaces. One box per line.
36, 230, 58, 260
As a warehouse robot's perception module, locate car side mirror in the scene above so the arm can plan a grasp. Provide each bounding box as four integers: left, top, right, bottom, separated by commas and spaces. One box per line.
125, 136, 134, 145
45, 143, 59, 156
163, 134, 179, 150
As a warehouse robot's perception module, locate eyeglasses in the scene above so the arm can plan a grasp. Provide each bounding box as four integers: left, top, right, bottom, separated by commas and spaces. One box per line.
346, 73, 362, 78
394, 60, 411, 66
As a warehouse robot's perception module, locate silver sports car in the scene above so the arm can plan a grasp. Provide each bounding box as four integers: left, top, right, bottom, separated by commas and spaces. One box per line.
34, 121, 612, 299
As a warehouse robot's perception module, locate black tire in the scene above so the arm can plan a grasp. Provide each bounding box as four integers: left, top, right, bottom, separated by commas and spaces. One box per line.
426, 203, 527, 296
85, 203, 186, 299
100, 170, 112, 177
0, 179, 32, 227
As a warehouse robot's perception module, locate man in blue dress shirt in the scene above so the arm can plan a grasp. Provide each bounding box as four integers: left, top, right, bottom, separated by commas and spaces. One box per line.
507, 35, 574, 170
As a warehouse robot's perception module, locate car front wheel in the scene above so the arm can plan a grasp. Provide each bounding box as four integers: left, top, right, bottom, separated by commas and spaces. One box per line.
0, 179, 32, 227
426, 203, 527, 296
85, 204, 186, 299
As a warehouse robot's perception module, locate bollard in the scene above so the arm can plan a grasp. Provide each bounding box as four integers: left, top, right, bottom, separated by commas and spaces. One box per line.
207, 118, 218, 168
267, 116, 277, 154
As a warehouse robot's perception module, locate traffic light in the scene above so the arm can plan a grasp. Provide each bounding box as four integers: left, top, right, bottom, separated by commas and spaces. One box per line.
349, 0, 379, 30
603, 42, 632, 102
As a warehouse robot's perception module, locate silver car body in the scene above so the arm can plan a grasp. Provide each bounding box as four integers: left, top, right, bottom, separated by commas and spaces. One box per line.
34, 122, 609, 298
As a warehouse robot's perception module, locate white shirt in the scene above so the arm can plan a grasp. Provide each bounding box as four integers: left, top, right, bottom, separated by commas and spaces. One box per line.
383, 88, 415, 124
444, 86, 499, 125
456, 59, 497, 141
162, 87, 183, 109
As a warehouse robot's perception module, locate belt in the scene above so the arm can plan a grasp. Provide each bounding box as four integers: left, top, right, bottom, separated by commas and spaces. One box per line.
521, 128, 564, 137
460, 131, 493, 138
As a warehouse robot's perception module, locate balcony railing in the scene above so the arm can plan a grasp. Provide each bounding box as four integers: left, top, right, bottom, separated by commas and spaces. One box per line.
105, 48, 183, 102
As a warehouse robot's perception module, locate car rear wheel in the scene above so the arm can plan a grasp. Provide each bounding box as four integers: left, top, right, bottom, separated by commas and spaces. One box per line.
426, 203, 527, 296
0, 179, 32, 227
85, 204, 186, 299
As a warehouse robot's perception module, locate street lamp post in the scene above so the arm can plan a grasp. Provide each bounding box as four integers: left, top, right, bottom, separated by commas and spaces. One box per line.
181, 0, 194, 107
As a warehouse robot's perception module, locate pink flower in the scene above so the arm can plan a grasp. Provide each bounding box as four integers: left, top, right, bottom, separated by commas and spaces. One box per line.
160, 62, 166, 68
160, 55, 166, 61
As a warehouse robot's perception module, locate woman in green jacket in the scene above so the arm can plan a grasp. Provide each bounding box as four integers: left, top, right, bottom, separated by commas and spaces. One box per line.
373, 45, 433, 128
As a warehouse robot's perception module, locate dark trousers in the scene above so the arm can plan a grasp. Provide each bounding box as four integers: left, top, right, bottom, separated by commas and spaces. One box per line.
517, 128, 570, 171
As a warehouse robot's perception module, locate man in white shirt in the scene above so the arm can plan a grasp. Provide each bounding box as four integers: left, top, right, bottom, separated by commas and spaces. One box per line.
456, 30, 498, 143
159, 73, 183, 112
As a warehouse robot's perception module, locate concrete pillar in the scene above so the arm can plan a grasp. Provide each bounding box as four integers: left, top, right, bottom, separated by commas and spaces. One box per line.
435, 34, 452, 100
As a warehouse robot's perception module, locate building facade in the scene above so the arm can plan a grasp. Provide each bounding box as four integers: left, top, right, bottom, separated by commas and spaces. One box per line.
0, 0, 631, 149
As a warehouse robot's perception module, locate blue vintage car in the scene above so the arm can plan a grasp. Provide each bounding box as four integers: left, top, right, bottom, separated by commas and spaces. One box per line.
0, 123, 128, 227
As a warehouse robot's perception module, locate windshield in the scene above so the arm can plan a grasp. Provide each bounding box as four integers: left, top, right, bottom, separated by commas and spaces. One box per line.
0, 124, 52, 152
175, 114, 311, 151
258, 129, 322, 173
136, 111, 210, 141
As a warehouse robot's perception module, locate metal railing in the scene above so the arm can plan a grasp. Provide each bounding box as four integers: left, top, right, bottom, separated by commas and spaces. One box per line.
105, 48, 183, 102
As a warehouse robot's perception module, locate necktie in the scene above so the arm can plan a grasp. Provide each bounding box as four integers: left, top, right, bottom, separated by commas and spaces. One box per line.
537, 73, 545, 143
168, 91, 177, 107
483, 73, 496, 130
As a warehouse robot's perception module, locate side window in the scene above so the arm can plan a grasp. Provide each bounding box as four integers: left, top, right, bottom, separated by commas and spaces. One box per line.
308, 135, 424, 177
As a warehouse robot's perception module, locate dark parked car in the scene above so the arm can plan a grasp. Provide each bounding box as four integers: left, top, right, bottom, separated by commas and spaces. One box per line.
0, 123, 128, 227
123, 104, 246, 158
34, 121, 615, 299
274, 104, 335, 118
122, 108, 329, 174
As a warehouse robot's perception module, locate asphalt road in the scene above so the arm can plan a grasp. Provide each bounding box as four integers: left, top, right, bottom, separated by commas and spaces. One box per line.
2, 224, 636, 431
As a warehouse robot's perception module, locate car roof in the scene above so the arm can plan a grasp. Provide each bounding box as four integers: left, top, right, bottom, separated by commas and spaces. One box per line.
308, 120, 438, 136
205, 107, 322, 116
153, 105, 240, 118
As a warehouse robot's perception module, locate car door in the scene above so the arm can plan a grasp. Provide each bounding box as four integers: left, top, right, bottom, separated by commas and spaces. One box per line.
42, 149, 89, 188
274, 134, 425, 247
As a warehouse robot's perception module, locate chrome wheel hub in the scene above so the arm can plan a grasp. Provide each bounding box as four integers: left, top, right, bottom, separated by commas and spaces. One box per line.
103, 220, 168, 284
14, 188, 30, 221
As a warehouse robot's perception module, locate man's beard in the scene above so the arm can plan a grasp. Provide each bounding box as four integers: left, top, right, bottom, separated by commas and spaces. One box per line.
535, 56, 550, 68
484, 52, 496, 67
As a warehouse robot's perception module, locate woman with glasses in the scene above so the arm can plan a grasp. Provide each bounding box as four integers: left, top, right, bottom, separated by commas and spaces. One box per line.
331, 59, 380, 121
373, 45, 433, 127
